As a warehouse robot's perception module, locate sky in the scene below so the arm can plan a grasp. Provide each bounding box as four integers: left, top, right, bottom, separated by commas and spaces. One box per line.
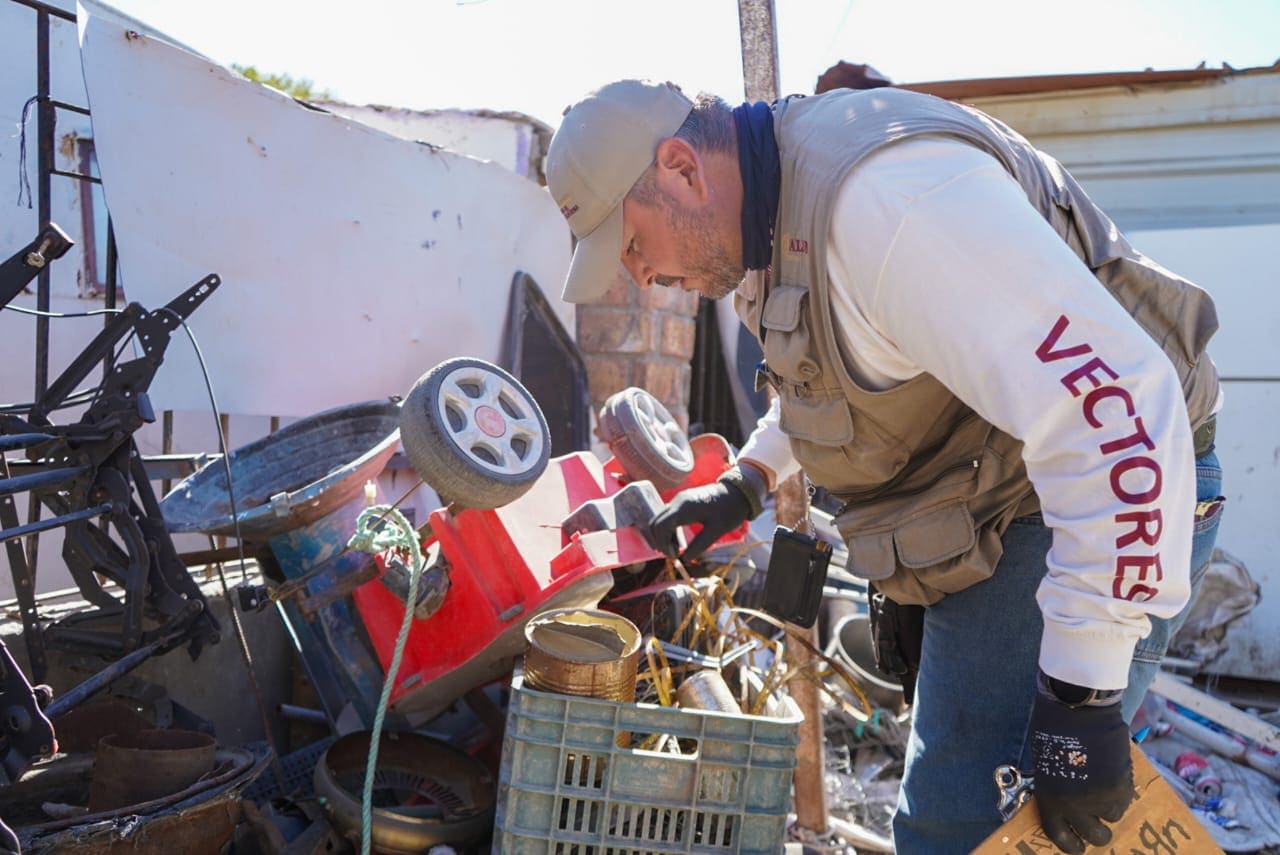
100, 0, 1280, 129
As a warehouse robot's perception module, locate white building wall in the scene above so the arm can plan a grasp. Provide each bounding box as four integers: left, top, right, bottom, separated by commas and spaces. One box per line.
969, 71, 1280, 681
320, 103, 550, 182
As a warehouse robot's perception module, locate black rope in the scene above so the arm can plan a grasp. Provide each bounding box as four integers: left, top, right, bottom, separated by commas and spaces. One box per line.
155, 306, 288, 793
16, 96, 38, 209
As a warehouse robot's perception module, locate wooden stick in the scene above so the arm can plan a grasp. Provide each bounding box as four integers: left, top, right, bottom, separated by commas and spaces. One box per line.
776, 471, 828, 834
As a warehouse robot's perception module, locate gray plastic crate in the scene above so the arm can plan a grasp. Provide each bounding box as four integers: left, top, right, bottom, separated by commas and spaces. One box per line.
494, 672, 802, 854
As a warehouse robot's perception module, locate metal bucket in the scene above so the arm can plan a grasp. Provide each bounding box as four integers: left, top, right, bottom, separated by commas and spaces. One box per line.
88, 729, 217, 812
523, 608, 641, 702
825, 613, 905, 711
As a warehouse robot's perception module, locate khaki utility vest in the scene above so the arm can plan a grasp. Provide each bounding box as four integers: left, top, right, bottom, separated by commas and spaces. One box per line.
734, 88, 1220, 606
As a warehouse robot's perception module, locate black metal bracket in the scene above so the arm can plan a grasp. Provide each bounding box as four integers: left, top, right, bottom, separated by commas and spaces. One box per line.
1, 260, 224, 678
0, 638, 54, 787
0, 222, 72, 313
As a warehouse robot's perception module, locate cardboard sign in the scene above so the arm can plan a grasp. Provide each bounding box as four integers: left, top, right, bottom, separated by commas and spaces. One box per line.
973, 743, 1224, 854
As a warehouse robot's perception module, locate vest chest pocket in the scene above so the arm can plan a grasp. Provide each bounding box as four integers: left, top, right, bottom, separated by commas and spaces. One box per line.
762, 284, 854, 444
761, 283, 918, 483
761, 284, 823, 388
779, 391, 855, 445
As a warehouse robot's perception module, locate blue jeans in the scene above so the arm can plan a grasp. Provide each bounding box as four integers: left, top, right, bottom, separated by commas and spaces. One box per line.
891, 451, 1223, 854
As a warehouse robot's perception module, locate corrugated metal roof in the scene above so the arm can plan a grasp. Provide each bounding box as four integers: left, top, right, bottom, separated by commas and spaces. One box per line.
894, 62, 1280, 100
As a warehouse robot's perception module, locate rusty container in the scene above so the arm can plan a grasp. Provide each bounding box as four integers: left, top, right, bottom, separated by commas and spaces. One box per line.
523, 608, 641, 702
88, 728, 217, 812
676, 669, 741, 714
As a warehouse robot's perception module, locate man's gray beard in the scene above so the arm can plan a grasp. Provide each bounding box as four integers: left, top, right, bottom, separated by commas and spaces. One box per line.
666, 198, 744, 300
699, 269, 742, 300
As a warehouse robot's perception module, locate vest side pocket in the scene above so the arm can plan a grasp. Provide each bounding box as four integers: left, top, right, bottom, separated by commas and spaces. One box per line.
843, 530, 897, 581
839, 501, 999, 593
893, 499, 975, 568
893, 500, 1005, 595
837, 498, 978, 584
842, 515, 1007, 603
913, 526, 1006, 596
832, 446, 1020, 603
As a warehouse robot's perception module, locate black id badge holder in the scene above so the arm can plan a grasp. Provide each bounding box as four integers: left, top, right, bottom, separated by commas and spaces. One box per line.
760, 523, 832, 628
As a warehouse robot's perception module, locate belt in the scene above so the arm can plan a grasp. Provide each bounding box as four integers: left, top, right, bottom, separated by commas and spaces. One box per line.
1193, 414, 1217, 458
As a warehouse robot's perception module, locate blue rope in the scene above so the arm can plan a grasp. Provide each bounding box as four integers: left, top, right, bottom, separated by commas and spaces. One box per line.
346, 504, 423, 855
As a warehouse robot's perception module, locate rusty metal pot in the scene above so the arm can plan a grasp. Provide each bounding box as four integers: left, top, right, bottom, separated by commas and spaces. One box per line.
522, 608, 641, 702
88, 729, 216, 813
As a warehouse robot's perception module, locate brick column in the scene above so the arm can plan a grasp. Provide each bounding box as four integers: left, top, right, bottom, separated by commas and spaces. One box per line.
576, 269, 700, 430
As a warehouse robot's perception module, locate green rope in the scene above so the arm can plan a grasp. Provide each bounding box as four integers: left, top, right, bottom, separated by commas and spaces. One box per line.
346, 504, 423, 855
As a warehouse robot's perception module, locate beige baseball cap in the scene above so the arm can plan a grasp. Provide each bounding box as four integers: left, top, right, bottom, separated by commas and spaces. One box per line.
547, 79, 693, 303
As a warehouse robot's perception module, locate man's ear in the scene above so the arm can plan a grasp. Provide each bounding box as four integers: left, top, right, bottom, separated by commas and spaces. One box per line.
655, 137, 708, 203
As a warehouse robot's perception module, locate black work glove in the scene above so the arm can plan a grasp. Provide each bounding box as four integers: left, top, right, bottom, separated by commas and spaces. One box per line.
648, 464, 766, 561
1030, 671, 1134, 854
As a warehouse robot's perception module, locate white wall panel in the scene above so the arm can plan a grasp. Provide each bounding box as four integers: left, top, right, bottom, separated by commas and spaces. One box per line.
76, 0, 573, 418
1129, 225, 1280, 381
324, 104, 548, 180
1194, 381, 1280, 680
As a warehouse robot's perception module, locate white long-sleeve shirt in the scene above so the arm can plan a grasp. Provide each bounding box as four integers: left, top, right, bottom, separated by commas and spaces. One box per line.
737, 136, 1200, 690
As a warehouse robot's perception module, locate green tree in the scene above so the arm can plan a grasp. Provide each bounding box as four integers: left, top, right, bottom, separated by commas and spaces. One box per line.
231, 64, 334, 101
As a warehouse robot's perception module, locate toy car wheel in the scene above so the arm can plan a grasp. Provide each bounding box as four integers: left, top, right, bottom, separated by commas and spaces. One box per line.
400, 357, 550, 509
598, 387, 694, 492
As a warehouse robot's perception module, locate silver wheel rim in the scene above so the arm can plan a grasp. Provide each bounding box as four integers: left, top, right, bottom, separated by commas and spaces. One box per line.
629, 391, 693, 471
434, 364, 545, 477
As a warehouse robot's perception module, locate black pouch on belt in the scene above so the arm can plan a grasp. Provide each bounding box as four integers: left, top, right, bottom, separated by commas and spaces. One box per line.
761, 526, 832, 628
867, 583, 926, 706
